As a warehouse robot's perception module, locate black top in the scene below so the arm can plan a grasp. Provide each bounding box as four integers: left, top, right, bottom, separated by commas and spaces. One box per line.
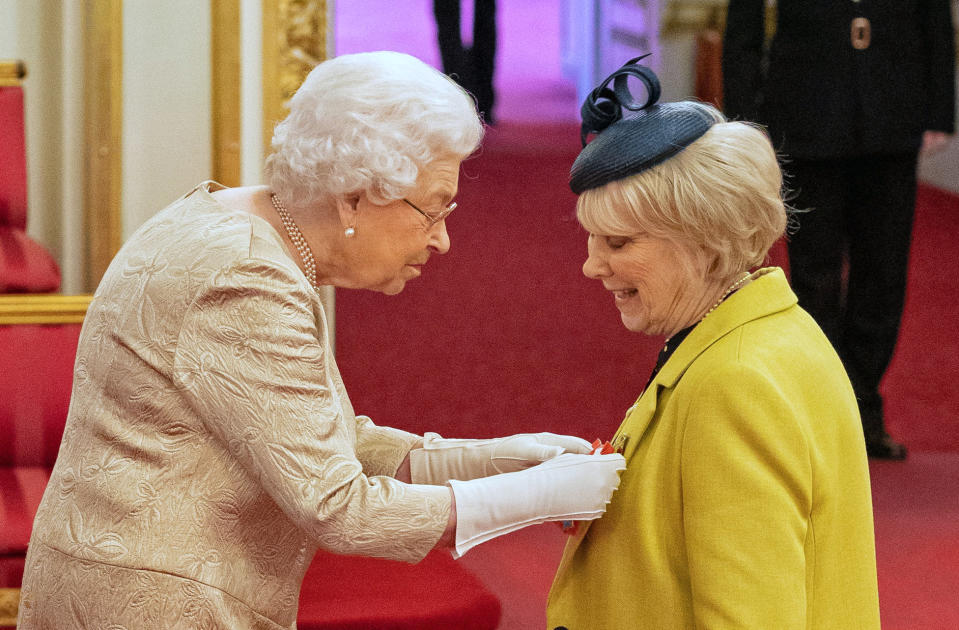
644, 325, 695, 392
643, 282, 750, 391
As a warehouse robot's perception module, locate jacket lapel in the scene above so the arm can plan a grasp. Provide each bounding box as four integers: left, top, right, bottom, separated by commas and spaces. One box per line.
556, 268, 797, 562
655, 267, 796, 390
563, 381, 662, 548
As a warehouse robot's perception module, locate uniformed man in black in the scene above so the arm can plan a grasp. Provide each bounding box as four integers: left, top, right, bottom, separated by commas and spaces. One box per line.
433, 0, 497, 124
722, 0, 956, 459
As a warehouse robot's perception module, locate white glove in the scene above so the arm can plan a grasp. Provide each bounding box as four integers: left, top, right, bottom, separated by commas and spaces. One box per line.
409, 432, 593, 484
448, 452, 626, 558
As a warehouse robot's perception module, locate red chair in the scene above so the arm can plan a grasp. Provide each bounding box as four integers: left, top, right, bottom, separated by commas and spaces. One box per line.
0, 296, 88, 627
0, 60, 60, 294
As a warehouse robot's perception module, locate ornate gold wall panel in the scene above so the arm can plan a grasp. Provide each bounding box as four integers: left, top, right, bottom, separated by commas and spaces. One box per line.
261, 0, 328, 159
211, 0, 242, 187
262, 1, 336, 343
83, 0, 123, 290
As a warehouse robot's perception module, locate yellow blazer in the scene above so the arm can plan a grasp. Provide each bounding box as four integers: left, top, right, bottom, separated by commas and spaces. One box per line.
547, 268, 880, 630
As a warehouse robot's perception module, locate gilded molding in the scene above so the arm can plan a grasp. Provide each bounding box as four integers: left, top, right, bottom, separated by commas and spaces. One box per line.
261, 0, 336, 346
262, 0, 329, 158
0, 294, 92, 325
0, 59, 26, 87
83, 0, 124, 291
0, 587, 21, 625
211, 0, 242, 187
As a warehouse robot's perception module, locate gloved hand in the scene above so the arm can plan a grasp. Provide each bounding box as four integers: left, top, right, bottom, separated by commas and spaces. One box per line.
448, 452, 626, 557
409, 432, 593, 484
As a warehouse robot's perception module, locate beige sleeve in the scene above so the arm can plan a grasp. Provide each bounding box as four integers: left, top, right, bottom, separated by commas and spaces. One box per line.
353, 415, 422, 477
172, 257, 450, 562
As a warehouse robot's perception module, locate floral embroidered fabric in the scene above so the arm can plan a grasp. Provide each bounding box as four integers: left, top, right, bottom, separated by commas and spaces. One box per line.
18, 183, 451, 629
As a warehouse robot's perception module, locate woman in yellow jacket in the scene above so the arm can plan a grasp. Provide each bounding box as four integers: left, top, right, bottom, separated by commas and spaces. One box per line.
546, 58, 881, 629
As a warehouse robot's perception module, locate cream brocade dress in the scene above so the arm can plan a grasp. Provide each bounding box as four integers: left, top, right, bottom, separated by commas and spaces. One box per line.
17, 182, 451, 629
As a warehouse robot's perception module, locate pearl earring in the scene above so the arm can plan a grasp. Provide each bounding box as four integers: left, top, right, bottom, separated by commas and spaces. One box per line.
344, 226, 356, 238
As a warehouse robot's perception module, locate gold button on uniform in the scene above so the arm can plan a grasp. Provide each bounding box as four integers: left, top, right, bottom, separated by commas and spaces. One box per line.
851, 17, 871, 50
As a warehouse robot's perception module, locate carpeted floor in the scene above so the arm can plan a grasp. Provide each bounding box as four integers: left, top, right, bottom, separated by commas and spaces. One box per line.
335, 123, 657, 444
883, 183, 959, 452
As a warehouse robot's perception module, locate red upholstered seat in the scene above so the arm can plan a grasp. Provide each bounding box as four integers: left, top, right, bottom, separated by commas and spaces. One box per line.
0, 466, 50, 591
298, 550, 501, 629
0, 320, 81, 626
0, 228, 60, 294
0, 467, 50, 556
0, 80, 61, 293
0, 322, 80, 596
0, 84, 29, 231
0, 324, 79, 468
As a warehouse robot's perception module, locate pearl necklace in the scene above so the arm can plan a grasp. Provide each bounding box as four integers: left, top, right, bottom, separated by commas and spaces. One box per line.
270, 193, 318, 291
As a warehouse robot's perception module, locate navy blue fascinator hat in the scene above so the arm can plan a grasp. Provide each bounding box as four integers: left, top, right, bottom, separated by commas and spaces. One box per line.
570, 56, 717, 194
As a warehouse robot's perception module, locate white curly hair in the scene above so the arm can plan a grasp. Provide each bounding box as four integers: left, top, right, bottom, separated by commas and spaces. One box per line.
266, 51, 484, 210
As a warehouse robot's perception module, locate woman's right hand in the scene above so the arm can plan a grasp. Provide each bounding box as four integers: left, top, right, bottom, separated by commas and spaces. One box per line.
442, 453, 626, 557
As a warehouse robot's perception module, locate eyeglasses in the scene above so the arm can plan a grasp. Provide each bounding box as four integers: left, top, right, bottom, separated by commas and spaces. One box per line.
402, 198, 457, 229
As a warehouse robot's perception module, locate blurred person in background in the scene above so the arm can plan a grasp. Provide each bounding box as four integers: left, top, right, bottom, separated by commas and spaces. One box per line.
434, 0, 498, 123
723, 0, 956, 459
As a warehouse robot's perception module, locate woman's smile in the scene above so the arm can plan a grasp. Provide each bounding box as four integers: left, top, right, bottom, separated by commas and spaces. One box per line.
611, 288, 638, 303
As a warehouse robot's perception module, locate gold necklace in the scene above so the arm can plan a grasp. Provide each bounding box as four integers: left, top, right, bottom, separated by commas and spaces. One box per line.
270, 193, 319, 291
664, 271, 753, 349
699, 271, 753, 323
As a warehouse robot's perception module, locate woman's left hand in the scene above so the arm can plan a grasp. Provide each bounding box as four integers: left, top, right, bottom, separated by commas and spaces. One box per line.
409, 432, 593, 484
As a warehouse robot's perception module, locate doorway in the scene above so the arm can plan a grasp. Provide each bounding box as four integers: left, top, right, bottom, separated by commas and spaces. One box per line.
334, 0, 578, 124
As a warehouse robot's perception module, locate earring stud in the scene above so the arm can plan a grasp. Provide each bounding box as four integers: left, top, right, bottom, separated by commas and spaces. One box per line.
344, 227, 356, 238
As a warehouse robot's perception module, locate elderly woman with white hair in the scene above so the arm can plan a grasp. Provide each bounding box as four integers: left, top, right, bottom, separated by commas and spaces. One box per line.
17, 51, 625, 629
546, 59, 880, 629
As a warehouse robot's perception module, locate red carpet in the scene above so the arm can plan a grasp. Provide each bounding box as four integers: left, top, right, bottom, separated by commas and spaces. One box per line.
336, 123, 659, 444
884, 183, 959, 452
870, 454, 959, 629
298, 550, 500, 629
336, 122, 959, 629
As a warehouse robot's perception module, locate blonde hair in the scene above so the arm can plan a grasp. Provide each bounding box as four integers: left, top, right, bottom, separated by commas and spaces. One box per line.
266, 51, 484, 210
577, 111, 787, 281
